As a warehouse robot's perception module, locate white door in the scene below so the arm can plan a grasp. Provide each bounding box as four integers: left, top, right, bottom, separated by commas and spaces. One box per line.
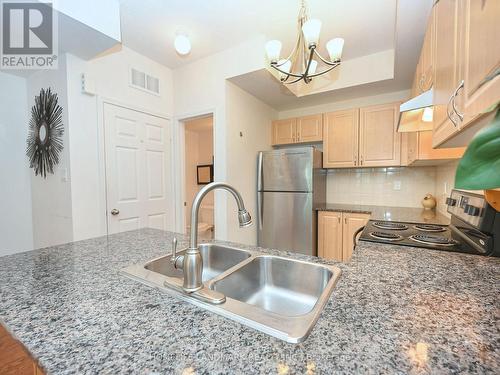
104, 103, 172, 234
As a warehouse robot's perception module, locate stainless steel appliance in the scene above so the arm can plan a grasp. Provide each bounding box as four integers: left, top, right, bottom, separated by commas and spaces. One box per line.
257, 147, 326, 255
359, 190, 500, 256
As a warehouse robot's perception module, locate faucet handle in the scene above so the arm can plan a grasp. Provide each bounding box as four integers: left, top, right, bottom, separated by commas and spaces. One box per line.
171, 237, 178, 262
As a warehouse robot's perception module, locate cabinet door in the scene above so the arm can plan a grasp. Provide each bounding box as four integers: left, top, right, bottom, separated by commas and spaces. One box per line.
419, 11, 435, 92
297, 114, 323, 142
342, 213, 370, 262
417, 131, 465, 160
323, 109, 359, 168
318, 211, 343, 261
458, 0, 500, 125
272, 118, 297, 145
359, 102, 401, 167
400, 128, 422, 166
432, 0, 462, 147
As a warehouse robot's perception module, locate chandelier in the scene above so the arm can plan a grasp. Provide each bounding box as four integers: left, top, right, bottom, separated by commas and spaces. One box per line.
265, 0, 344, 85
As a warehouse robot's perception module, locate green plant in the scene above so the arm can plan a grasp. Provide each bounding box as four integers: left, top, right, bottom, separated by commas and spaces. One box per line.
455, 103, 500, 190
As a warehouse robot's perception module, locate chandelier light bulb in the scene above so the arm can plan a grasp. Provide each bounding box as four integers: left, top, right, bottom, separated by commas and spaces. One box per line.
265, 40, 282, 62
309, 60, 318, 75
278, 59, 292, 80
175, 35, 191, 55
326, 38, 344, 61
302, 19, 322, 47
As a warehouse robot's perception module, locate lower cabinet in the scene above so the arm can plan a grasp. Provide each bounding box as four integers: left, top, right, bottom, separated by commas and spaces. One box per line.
318, 211, 370, 262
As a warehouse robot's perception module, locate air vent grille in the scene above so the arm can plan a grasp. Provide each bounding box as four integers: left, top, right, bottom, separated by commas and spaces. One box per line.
130, 68, 160, 95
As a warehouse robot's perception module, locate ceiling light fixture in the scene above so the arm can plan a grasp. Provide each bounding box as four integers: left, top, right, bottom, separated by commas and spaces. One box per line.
174, 34, 191, 55
265, 0, 344, 85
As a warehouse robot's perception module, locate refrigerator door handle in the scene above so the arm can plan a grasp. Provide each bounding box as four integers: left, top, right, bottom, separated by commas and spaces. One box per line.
257, 151, 263, 192
257, 192, 264, 230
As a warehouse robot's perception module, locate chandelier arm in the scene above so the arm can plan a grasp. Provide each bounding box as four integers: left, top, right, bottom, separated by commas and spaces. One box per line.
305, 63, 341, 78
270, 64, 307, 79
282, 75, 306, 85
313, 49, 341, 66
303, 46, 316, 80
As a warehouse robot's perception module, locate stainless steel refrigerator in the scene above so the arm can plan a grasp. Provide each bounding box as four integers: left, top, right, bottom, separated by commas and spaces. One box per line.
257, 147, 326, 255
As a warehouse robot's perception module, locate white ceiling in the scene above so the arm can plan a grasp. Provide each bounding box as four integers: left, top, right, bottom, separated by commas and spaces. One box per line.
118, 0, 433, 110
119, 0, 401, 69
229, 0, 434, 110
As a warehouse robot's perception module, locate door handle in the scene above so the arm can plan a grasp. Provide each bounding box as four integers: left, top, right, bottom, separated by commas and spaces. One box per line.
110, 209, 120, 215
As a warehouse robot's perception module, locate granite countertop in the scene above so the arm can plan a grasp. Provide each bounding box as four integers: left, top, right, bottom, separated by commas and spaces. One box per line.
315, 203, 450, 224
1, 228, 499, 374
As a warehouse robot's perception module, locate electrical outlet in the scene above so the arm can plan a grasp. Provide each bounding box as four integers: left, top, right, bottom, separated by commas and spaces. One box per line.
393, 180, 401, 190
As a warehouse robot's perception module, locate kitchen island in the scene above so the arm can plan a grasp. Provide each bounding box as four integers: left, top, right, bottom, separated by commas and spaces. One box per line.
0, 228, 498, 374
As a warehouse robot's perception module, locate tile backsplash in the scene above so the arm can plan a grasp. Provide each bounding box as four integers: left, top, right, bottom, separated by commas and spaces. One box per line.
327, 167, 437, 208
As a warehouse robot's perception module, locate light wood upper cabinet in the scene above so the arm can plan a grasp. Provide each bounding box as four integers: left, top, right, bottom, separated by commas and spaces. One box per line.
272, 115, 323, 145
323, 109, 359, 168
272, 118, 297, 145
432, 0, 500, 147
415, 12, 435, 95
432, 0, 462, 147
342, 213, 370, 262
359, 102, 401, 167
402, 131, 465, 166
318, 211, 343, 262
457, 0, 500, 126
297, 114, 323, 142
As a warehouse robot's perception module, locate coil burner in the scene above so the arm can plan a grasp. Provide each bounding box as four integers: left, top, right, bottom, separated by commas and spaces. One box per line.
369, 231, 404, 241
372, 222, 409, 231
413, 224, 447, 233
409, 234, 457, 247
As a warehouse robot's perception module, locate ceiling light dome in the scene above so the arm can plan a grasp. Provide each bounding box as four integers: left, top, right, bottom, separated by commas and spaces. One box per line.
174, 34, 191, 55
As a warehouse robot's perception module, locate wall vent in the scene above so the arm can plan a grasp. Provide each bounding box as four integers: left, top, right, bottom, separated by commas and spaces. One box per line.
130, 68, 160, 95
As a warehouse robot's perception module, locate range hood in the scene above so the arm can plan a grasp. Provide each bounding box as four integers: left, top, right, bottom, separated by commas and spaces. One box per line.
397, 88, 434, 132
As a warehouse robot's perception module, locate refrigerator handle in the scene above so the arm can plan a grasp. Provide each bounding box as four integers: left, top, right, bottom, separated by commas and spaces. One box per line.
257, 192, 263, 230
257, 152, 263, 192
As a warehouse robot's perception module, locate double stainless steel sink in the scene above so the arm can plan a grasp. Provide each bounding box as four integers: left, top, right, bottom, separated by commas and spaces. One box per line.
122, 243, 341, 343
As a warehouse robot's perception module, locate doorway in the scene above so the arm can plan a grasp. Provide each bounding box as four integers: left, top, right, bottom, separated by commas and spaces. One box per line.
183, 115, 214, 239
103, 103, 172, 234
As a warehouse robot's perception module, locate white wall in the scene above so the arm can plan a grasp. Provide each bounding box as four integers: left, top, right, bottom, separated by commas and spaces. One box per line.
225, 81, 275, 245
27, 56, 74, 249
173, 36, 270, 241
0, 72, 34, 255
65, 47, 174, 241
278, 89, 410, 119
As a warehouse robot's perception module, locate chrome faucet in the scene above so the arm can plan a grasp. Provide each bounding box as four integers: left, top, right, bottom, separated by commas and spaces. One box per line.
171, 182, 252, 294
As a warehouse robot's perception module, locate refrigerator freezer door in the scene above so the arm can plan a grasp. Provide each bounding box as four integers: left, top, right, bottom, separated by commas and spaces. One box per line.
257, 191, 314, 255
258, 149, 312, 192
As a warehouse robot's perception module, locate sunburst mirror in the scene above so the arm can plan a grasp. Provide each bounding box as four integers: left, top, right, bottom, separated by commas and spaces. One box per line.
26, 88, 64, 178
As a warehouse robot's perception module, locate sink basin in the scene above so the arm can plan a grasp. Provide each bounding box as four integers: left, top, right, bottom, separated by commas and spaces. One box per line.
145, 243, 251, 282
212, 256, 332, 316
122, 244, 341, 343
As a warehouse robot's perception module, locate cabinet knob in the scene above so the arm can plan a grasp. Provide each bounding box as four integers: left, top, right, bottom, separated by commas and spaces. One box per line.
110, 209, 120, 216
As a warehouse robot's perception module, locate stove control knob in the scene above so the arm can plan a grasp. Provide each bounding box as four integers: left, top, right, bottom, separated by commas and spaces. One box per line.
446, 197, 457, 206
465, 204, 480, 216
